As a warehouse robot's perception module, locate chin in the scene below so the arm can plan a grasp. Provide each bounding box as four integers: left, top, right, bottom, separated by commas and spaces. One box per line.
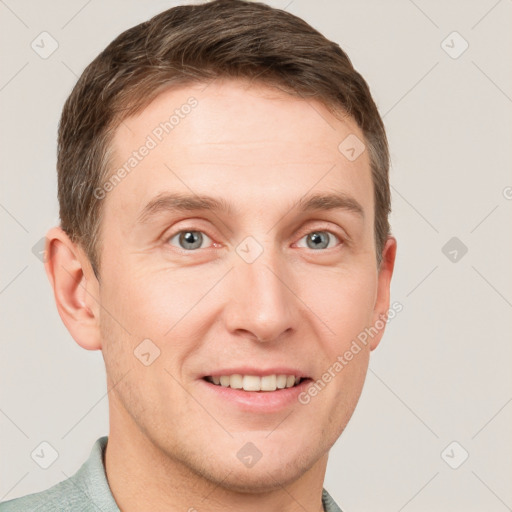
202, 455, 319, 494
176, 435, 327, 494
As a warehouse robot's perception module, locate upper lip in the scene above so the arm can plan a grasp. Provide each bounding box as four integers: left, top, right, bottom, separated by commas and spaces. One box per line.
202, 367, 310, 378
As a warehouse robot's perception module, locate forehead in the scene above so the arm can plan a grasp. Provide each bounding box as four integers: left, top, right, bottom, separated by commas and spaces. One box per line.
106, 79, 373, 223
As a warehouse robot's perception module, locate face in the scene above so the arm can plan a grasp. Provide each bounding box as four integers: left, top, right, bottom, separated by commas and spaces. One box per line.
96, 79, 394, 491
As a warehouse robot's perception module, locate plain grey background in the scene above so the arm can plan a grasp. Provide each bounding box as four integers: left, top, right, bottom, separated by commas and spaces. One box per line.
1, 1, 511, 510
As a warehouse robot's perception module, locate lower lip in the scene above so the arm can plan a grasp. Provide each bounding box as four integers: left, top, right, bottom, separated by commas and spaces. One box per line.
199, 378, 312, 413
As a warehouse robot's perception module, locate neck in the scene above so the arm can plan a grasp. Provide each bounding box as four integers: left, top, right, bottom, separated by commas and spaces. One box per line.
105, 394, 328, 512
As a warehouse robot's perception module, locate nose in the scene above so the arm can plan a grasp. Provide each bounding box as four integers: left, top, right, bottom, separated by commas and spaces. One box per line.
223, 248, 299, 343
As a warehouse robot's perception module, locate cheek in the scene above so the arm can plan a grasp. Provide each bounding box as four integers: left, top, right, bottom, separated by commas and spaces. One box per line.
99, 257, 229, 360
299, 265, 377, 349
100, 259, 182, 335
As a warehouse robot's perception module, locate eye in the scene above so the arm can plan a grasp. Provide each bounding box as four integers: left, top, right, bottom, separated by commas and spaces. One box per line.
168, 230, 213, 251
296, 230, 341, 250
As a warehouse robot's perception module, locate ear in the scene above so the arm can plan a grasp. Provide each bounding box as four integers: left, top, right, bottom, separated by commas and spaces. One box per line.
369, 236, 397, 351
44, 226, 102, 351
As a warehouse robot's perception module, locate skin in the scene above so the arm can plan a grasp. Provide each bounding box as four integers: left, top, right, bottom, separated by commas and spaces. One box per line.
45, 79, 396, 512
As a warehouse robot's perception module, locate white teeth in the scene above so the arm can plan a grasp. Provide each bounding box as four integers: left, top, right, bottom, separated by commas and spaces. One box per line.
208, 374, 303, 391
230, 374, 243, 389
276, 375, 287, 389
261, 375, 277, 391
243, 375, 261, 391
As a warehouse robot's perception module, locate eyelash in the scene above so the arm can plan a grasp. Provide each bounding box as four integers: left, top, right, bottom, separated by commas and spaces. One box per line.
165, 225, 344, 252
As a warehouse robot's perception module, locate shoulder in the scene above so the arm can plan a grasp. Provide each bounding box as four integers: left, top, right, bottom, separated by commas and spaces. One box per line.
322, 488, 344, 512
0, 476, 84, 512
0, 436, 118, 512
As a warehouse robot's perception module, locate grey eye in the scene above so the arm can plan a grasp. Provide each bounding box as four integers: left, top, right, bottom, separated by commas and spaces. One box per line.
297, 231, 339, 250
169, 230, 211, 250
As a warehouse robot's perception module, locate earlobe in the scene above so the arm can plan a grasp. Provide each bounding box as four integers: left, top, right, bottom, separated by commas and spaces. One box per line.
369, 236, 397, 351
44, 226, 102, 351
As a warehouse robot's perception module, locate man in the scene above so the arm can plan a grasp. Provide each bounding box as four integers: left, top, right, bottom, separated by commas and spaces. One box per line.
1, 0, 396, 510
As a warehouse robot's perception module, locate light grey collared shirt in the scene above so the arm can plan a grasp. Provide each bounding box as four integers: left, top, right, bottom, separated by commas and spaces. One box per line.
0, 437, 342, 511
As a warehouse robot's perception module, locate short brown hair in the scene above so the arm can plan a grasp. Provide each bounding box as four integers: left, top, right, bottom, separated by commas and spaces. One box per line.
58, 0, 391, 277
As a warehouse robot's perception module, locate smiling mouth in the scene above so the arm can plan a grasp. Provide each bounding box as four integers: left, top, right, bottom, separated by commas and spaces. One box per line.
203, 374, 308, 392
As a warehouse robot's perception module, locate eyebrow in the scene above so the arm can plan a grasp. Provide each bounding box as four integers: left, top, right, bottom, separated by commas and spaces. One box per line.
137, 191, 364, 224
296, 192, 364, 219
137, 193, 235, 224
